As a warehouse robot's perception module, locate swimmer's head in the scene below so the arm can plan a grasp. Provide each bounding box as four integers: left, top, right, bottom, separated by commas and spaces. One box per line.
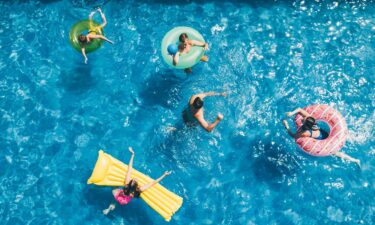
302, 116, 315, 130
179, 33, 188, 43
124, 179, 140, 198
193, 97, 204, 109
78, 34, 87, 43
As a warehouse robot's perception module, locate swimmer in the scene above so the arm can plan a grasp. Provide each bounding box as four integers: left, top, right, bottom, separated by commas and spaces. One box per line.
183, 91, 227, 132
282, 107, 360, 166
79, 8, 114, 64
103, 147, 171, 215
173, 33, 209, 73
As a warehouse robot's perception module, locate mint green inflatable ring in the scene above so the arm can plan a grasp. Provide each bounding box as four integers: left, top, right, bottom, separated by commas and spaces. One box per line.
69, 20, 104, 54
161, 27, 206, 69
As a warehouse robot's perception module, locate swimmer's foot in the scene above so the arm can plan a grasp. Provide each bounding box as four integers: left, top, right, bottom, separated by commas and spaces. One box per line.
184, 68, 192, 73
103, 204, 115, 215
201, 55, 209, 62
102, 209, 110, 215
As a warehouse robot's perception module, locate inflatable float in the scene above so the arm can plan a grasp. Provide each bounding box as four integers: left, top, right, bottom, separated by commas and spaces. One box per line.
87, 150, 183, 221
294, 104, 348, 156
161, 26, 205, 69
69, 20, 103, 53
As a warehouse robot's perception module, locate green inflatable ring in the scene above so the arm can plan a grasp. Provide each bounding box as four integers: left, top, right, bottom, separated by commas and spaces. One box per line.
161, 26, 205, 69
69, 20, 104, 54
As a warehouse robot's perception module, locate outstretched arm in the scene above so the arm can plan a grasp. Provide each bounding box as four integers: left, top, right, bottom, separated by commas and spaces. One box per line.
282, 120, 297, 138
124, 147, 135, 186
139, 171, 171, 192
194, 91, 227, 100
191, 40, 209, 50
81, 48, 88, 64
286, 108, 310, 118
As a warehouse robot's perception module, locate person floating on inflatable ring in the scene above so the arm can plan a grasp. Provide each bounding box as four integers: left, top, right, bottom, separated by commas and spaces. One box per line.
79, 8, 114, 63
282, 107, 360, 166
182, 91, 227, 132
102, 147, 172, 215
173, 33, 209, 73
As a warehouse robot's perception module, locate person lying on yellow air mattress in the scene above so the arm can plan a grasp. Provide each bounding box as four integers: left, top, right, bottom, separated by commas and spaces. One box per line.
102, 147, 171, 215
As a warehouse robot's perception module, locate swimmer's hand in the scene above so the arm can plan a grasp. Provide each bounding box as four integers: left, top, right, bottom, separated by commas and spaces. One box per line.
128, 147, 135, 155
164, 171, 172, 176
97, 7, 102, 13
220, 92, 228, 97
217, 113, 224, 120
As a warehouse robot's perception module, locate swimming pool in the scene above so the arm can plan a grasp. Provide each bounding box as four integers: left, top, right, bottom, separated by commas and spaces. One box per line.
0, 0, 374, 224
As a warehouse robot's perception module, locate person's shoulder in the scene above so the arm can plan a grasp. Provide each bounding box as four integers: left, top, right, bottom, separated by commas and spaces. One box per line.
194, 110, 203, 118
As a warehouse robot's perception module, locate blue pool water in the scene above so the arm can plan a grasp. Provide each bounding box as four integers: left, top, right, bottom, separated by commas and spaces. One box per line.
0, 0, 374, 224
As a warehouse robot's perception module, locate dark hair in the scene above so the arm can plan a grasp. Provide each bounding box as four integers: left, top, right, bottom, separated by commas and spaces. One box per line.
78, 34, 87, 43
123, 179, 141, 198
179, 33, 188, 43
193, 97, 204, 109
302, 116, 316, 130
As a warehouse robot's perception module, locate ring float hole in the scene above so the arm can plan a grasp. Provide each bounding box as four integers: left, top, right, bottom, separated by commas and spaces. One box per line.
316, 120, 331, 140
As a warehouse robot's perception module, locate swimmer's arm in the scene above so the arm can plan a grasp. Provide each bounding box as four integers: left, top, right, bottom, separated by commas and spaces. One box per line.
197, 115, 222, 132
173, 52, 179, 66
81, 48, 88, 64
286, 108, 311, 117
124, 147, 135, 186
198, 92, 227, 98
191, 40, 209, 50
139, 171, 171, 192
283, 120, 297, 138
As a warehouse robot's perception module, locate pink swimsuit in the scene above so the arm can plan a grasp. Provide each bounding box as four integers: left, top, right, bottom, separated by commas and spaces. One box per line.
114, 189, 133, 205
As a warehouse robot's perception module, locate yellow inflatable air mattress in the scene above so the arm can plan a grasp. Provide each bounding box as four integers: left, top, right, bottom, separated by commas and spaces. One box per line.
87, 150, 183, 221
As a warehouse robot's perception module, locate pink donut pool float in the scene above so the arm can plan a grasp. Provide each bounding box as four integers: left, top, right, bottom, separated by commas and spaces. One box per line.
294, 104, 348, 157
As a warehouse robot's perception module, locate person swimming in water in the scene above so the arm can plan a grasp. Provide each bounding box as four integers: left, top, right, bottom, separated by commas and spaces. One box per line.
282, 107, 360, 166
103, 147, 171, 215
173, 33, 209, 73
78, 8, 114, 64
182, 91, 227, 132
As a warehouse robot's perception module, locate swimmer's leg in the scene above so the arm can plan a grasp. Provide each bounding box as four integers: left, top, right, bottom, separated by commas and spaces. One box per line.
103, 203, 116, 215
334, 152, 361, 167
201, 55, 209, 62
97, 8, 107, 27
